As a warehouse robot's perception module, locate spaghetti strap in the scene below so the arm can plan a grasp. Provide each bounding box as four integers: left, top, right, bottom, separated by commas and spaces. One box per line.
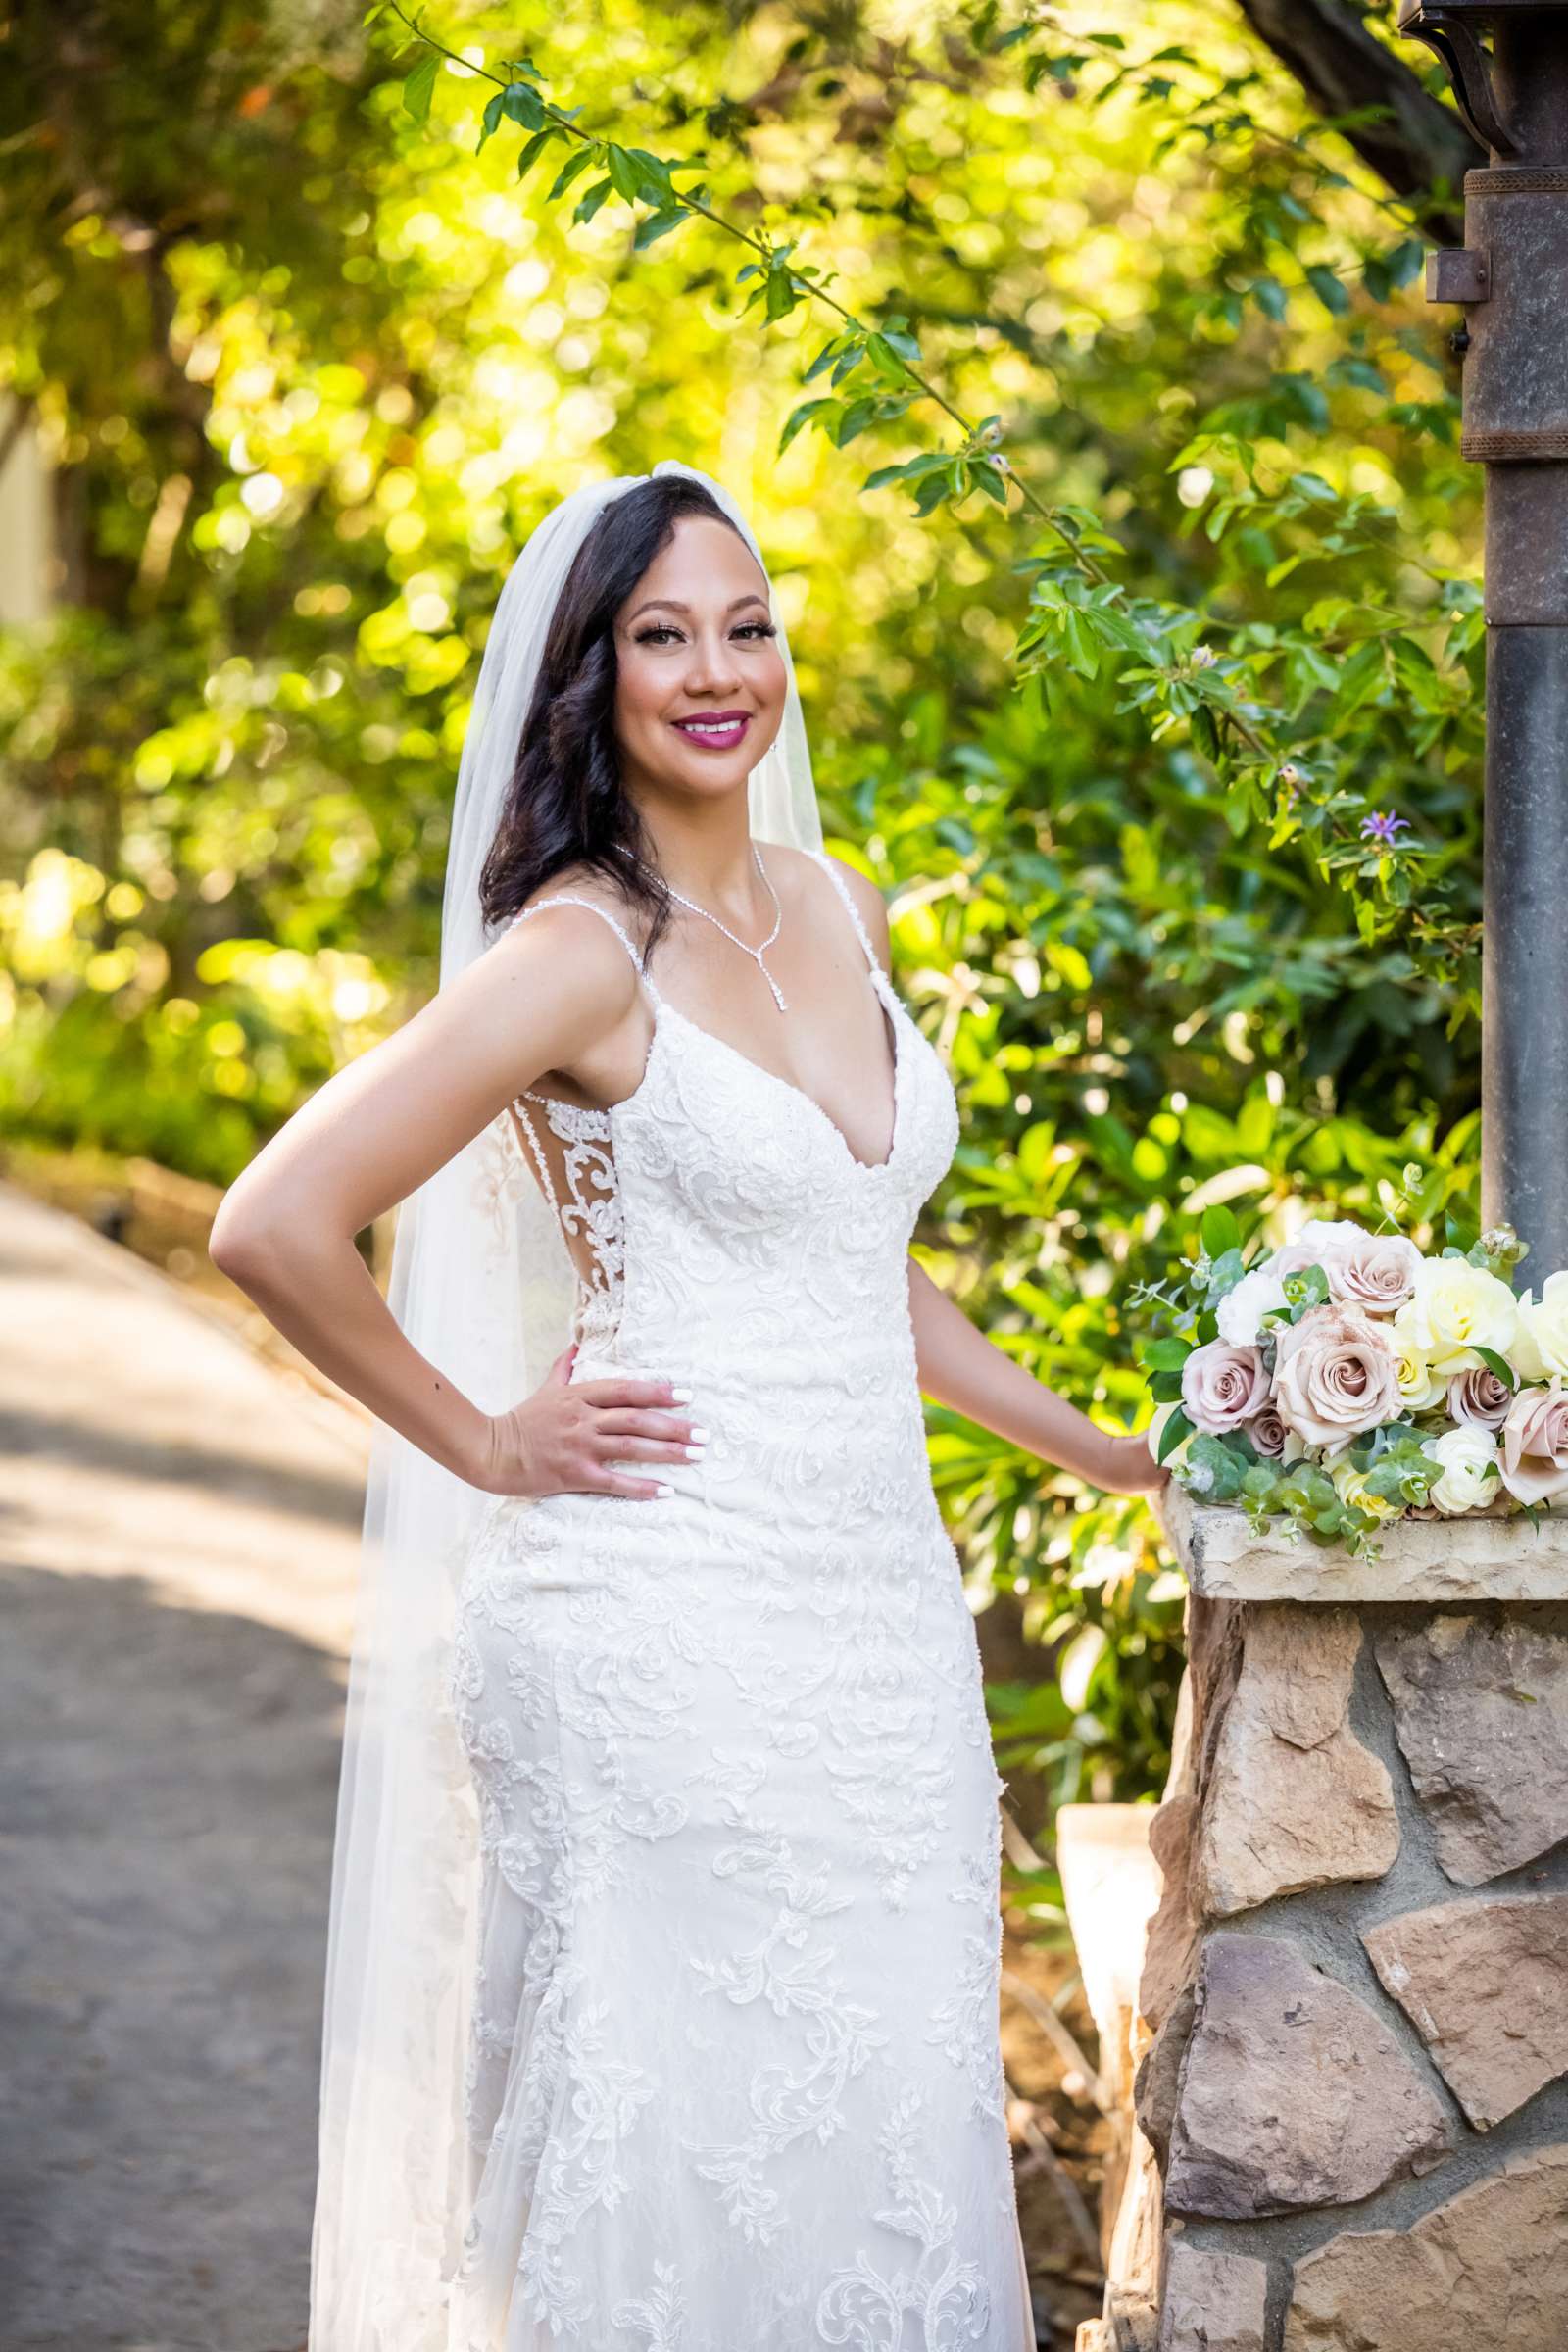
509, 891, 661, 1001
808, 848, 881, 975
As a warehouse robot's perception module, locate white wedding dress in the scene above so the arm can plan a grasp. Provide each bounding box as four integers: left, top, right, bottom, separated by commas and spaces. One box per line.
449, 850, 1035, 2351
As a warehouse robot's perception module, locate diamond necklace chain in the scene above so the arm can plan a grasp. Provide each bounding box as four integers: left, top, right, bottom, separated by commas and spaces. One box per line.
637, 840, 789, 1011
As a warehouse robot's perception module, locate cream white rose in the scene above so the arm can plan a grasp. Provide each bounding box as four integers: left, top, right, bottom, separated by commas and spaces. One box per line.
1272, 1305, 1404, 1454
1512, 1270, 1568, 1383
1393, 1256, 1519, 1377
1330, 1456, 1402, 1524
1147, 1397, 1194, 1470
1391, 1326, 1448, 1414
1421, 1423, 1502, 1516
1215, 1264, 1290, 1347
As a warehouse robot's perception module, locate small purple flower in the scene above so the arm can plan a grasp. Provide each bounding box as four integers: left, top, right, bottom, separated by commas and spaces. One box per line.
1360, 809, 1411, 847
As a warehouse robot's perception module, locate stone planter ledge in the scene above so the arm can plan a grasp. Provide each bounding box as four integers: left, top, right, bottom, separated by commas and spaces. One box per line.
1158, 1476, 1568, 1603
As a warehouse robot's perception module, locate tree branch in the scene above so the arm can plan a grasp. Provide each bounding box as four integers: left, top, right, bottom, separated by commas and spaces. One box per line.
1235, 0, 1481, 242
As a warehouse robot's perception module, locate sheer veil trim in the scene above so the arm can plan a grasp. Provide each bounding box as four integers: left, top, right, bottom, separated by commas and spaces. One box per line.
308, 463, 822, 2349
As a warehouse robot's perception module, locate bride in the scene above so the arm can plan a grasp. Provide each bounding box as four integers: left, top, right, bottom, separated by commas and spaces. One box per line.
211, 458, 1168, 2351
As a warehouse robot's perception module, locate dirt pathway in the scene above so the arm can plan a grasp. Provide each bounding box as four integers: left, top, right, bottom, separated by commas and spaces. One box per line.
0, 1184, 368, 2352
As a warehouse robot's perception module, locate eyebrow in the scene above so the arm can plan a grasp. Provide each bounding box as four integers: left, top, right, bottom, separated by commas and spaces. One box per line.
625, 593, 769, 622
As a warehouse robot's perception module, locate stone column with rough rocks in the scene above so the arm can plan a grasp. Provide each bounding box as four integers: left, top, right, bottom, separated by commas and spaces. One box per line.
1075, 1480, 1568, 2352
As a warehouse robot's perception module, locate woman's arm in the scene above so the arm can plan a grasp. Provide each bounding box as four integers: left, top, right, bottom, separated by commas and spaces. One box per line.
906, 1257, 1166, 1495
826, 854, 1165, 1499
209, 903, 701, 1497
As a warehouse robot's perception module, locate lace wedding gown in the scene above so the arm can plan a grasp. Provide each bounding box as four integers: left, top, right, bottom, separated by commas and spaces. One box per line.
449, 850, 1035, 2351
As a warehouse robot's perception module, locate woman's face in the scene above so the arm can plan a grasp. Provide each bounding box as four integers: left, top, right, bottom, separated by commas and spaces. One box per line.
611, 513, 787, 809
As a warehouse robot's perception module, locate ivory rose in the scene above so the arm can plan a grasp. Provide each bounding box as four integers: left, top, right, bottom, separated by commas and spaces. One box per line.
1391, 1326, 1448, 1415
1330, 1457, 1402, 1524
1147, 1398, 1194, 1469
1181, 1340, 1270, 1435
1499, 1376, 1568, 1506
1513, 1270, 1568, 1383
1272, 1305, 1403, 1455
1422, 1424, 1503, 1516
1393, 1255, 1519, 1376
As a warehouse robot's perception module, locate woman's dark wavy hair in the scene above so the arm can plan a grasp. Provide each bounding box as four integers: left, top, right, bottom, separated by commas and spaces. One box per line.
478, 475, 750, 956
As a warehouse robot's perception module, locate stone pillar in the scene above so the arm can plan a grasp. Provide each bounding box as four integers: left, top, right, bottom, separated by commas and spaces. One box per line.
1108, 1482, 1568, 2352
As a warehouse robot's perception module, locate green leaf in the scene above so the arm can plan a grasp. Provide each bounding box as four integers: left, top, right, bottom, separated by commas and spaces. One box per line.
780, 398, 835, 452
1473, 1345, 1517, 1390
831, 395, 879, 445
1305, 264, 1351, 317
605, 143, 642, 203
572, 174, 614, 224
1157, 1406, 1195, 1463
804, 332, 858, 386
514, 127, 559, 180
1186, 1432, 1248, 1501
1191, 703, 1220, 760
764, 264, 799, 322
632, 204, 687, 250
546, 145, 595, 201
864, 332, 911, 384
402, 51, 440, 124
501, 79, 547, 131
624, 146, 675, 204
1200, 1203, 1241, 1259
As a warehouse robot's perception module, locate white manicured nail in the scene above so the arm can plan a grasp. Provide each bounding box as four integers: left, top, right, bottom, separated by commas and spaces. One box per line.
685, 1445, 706, 1461
690, 1425, 710, 1444
670, 1386, 693, 1401
655, 1482, 674, 1497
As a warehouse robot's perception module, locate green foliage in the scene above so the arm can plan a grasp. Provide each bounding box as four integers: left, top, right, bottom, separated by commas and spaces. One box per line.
0, 0, 1490, 1832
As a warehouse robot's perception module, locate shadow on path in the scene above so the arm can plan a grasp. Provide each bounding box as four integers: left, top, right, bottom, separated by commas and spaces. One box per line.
0, 1566, 344, 2352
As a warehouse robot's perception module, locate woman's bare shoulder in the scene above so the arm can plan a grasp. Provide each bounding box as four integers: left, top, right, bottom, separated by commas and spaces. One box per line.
488, 864, 648, 1010
507, 858, 641, 924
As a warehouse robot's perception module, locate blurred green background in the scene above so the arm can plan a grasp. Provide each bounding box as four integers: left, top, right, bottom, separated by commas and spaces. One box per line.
0, 0, 1488, 1868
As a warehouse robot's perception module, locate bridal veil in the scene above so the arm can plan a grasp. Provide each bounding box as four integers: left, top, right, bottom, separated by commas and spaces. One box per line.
308, 460, 824, 2347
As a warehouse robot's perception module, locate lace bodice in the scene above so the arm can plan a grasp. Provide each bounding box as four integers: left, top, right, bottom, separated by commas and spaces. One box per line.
504, 848, 959, 1370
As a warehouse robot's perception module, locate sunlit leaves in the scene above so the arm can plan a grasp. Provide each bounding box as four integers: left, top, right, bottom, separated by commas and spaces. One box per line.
0, 0, 1494, 1829
401, 51, 438, 123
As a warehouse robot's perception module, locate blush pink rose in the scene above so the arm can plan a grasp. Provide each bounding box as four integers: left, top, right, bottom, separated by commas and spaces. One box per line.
1246, 1405, 1289, 1459
1272, 1305, 1403, 1453
1181, 1340, 1271, 1435
1272, 1226, 1421, 1316
1325, 1231, 1423, 1317
1499, 1377, 1568, 1506
1447, 1364, 1514, 1433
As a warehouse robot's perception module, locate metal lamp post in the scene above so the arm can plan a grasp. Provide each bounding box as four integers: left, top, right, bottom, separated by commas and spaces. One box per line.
1398, 1, 1568, 1278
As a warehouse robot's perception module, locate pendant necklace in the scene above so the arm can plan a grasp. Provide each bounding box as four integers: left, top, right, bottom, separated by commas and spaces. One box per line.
638, 841, 789, 1011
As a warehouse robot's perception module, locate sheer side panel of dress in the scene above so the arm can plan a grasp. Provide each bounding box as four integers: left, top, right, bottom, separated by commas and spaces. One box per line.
505, 895, 659, 1352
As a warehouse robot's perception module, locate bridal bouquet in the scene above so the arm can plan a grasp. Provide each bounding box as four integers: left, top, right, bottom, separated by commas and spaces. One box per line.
1134, 1202, 1568, 1559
